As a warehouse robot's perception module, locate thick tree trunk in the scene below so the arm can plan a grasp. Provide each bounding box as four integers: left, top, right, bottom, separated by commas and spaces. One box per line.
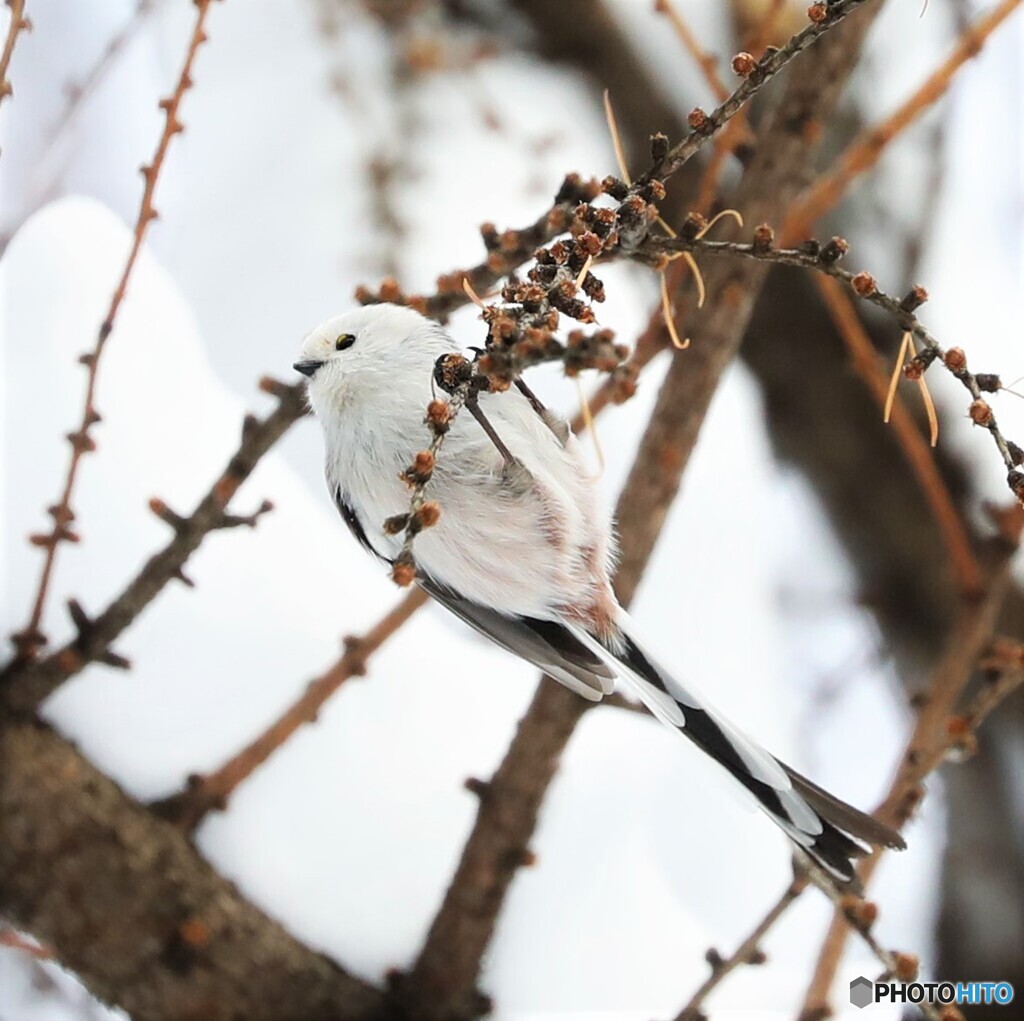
0, 721, 394, 1021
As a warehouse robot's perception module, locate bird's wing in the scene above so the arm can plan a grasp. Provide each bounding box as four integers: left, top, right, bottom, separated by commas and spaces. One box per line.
333, 487, 391, 562
418, 574, 616, 700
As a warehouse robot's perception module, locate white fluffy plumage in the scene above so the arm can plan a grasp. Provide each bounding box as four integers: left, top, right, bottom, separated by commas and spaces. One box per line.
300, 305, 616, 626
296, 303, 905, 885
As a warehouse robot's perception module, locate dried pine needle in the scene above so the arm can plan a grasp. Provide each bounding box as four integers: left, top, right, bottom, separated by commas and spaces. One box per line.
574, 377, 605, 476
603, 90, 632, 185
462, 276, 486, 309
884, 331, 913, 424
574, 255, 594, 291
658, 207, 741, 311
682, 252, 706, 308
656, 215, 678, 238
906, 334, 939, 447
698, 208, 744, 235
919, 376, 940, 447
661, 270, 689, 349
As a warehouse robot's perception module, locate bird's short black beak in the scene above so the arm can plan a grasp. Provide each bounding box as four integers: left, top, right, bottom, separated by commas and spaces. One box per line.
293, 360, 324, 378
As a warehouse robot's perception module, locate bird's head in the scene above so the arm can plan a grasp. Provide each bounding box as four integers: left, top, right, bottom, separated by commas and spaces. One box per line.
294, 304, 448, 410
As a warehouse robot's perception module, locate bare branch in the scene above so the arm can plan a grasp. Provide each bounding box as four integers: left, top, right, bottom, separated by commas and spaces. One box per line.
153, 589, 428, 831
0, 0, 167, 248
0, 721, 392, 1020
671, 879, 806, 1021
355, 176, 600, 321
0, 0, 30, 128
0, 381, 307, 715
10, 0, 219, 662
785, 0, 1024, 239
639, 0, 876, 185
799, 514, 1023, 1018
646, 231, 1024, 491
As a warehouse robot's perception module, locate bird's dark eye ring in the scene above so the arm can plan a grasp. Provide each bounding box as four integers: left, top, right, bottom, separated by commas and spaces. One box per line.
335, 333, 356, 351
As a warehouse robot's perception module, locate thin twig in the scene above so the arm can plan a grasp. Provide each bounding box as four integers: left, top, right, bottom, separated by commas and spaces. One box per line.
355, 178, 596, 321
802, 873, 942, 1021
639, 0, 876, 185
0, 0, 30, 129
654, 0, 730, 101
814, 275, 984, 597
672, 880, 806, 1021
0, 380, 306, 716
10, 0, 218, 662
784, 0, 1024, 239
1, 0, 165, 247
0, 927, 52, 960
152, 589, 428, 831
689, 0, 789, 214
388, 380, 472, 586
646, 232, 1024, 489
798, 522, 1022, 1019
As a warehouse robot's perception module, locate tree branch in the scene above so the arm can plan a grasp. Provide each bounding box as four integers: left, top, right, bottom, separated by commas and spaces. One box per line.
0, 0, 167, 249
0, 721, 394, 1021
10, 0, 219, 662
0, 380, 306, 715
784, 0, 1024, 240
646, 232, 1024, 490
671, 879, 807, 1021
0, 0, 30, 126
638, 0, 876, 185
355, 177, 596, 321
798, 513, 1023, 1019
153, 589, 428, 831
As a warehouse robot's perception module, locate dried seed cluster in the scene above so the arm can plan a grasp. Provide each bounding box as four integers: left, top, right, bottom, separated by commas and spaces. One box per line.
390, 392, 469, 586
458, 171, 672, 392
356, 174, 603, 315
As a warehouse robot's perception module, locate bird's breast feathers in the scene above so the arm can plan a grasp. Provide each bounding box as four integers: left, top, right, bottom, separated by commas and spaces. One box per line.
323, 380, 614, 618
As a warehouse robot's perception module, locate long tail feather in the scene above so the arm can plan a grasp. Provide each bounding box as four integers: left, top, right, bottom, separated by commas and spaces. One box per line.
582, 623, 905, 886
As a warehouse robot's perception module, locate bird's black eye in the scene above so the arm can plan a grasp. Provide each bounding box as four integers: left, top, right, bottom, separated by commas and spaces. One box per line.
335, 333, 356, 352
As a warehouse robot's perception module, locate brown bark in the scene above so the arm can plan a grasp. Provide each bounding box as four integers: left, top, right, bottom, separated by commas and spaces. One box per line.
0, 722, 393, 1021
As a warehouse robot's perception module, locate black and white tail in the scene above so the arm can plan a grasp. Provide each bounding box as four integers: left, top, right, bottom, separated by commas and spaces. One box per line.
416, 573, 904, 884
589, 622, 905, 886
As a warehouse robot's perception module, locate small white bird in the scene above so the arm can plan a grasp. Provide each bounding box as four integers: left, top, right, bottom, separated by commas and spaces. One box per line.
295, 303, 904, 884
